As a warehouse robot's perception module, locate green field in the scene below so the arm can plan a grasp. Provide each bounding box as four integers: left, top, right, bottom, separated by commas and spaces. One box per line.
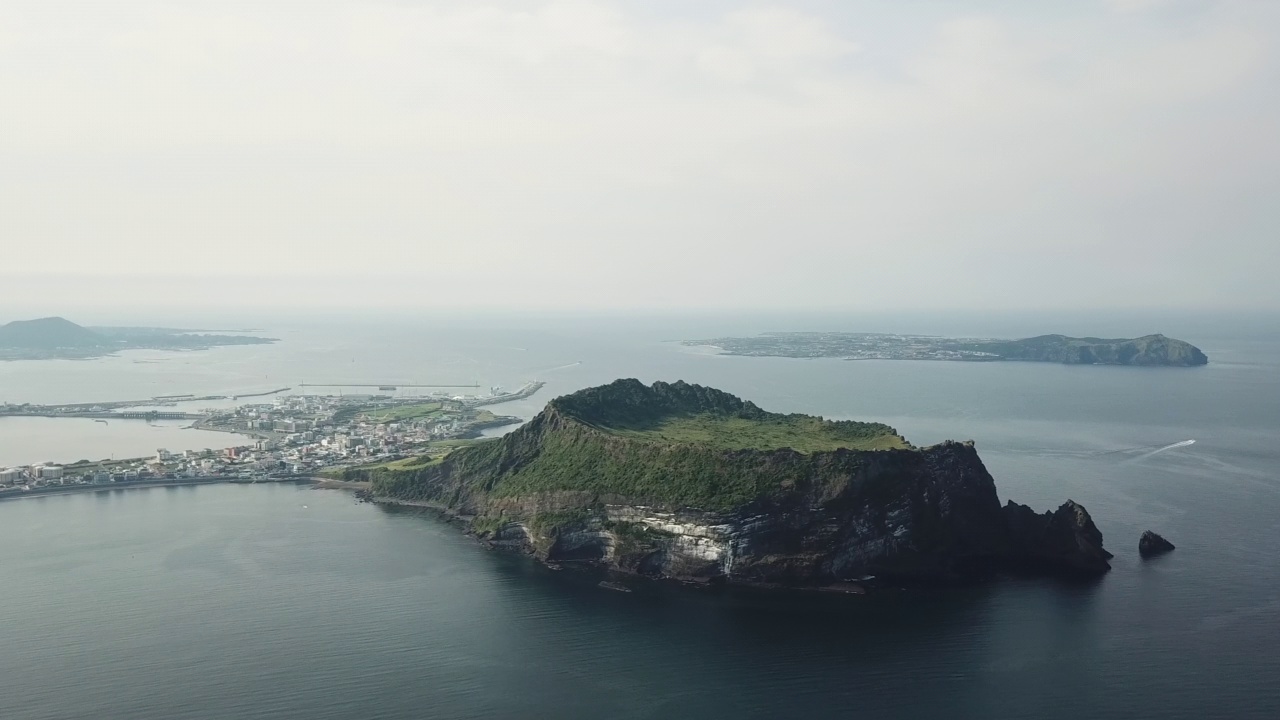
376, 455, 443, 471
604, 413, 907, 452
320, 454, 443, 481
321, 438, 487, 481
364, 401, 444, 423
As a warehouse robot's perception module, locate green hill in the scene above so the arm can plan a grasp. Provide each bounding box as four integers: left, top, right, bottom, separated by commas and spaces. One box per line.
0, 317, 276, 359
371, 379, 907, 511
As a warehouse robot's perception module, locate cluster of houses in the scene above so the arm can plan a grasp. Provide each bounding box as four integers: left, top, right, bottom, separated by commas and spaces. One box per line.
1, 393, 504, 496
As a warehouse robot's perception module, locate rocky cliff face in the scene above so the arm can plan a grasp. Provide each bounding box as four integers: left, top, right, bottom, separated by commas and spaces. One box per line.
372, 380, 1112, 584
1002, 500, 1114, 574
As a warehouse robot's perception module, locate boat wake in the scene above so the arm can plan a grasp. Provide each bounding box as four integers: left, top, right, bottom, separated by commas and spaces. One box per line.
1095, 438, 1192, 458
538, 361, 582, 374
1121, 439, 1197, 462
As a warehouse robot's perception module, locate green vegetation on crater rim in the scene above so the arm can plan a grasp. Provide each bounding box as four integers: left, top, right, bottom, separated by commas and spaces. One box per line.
550, 379, 906, 452
606, 414, 906, 452
368, 379, 910, 511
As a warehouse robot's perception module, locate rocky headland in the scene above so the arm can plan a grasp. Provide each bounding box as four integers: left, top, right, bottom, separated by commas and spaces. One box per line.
368, 380, 1113, 586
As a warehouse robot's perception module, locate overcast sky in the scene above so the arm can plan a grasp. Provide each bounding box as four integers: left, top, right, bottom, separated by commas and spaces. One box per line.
1, 0, 1277, 313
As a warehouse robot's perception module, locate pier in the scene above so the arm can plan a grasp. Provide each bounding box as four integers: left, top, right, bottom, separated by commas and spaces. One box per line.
232, 387, 291, 400
0, 410, 205, 421
298, 382, 480, 389
463, 381, 546, 407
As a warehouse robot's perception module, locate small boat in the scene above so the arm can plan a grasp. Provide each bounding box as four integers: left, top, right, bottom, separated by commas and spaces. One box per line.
598, 581, 632, 593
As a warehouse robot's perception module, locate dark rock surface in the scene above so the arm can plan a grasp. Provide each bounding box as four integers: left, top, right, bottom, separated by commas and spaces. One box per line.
1139, 530, 1176, 558
1003, 500, 1114, 574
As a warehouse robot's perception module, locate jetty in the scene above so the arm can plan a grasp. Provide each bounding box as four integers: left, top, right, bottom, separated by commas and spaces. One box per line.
463, 381, 546, 407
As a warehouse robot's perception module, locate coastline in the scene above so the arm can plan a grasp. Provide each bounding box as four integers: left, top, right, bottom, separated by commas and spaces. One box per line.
0, 475, 333, 503
366, 493, 875, 595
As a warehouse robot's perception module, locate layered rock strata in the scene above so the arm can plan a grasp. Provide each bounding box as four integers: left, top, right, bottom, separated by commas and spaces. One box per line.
372, 380, 1112, 584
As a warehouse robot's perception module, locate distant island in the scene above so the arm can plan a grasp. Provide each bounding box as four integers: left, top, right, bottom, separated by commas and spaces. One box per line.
348, 380, 1113, 588
686, 332, 1208, 367
0, 317, 276, 360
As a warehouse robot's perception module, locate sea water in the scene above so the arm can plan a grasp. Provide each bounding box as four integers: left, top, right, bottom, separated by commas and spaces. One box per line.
0, 312, 1277, 719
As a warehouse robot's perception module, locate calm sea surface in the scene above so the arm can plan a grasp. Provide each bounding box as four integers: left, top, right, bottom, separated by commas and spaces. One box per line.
1, 312, 1278, 719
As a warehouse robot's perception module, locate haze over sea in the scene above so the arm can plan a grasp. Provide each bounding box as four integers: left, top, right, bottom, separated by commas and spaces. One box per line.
2, 311, 1278, 719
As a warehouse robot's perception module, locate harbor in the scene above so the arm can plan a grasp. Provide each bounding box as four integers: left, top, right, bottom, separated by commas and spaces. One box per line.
0, 381, 546, 498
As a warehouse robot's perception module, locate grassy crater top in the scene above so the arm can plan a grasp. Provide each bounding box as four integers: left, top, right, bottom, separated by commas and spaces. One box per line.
552, 379, 907, 453
603, 413, 907, 452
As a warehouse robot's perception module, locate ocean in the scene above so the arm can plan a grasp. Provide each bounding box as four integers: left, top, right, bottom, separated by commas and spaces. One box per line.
1, 311, 1277, 719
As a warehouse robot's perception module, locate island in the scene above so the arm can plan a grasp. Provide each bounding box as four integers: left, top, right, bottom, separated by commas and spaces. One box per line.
0, 317, 276, 360
685, 332, 1208, 366
350, 379, 1113, 587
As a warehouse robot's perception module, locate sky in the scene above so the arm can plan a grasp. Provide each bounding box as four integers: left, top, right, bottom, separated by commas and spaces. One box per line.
1, 0, 1277, 314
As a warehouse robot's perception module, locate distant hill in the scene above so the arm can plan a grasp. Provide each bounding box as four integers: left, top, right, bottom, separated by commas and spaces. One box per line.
963, 334, 1209, 366
688, 331, 1209, 366
0, 317, 276, 360
0, 317, 105, 349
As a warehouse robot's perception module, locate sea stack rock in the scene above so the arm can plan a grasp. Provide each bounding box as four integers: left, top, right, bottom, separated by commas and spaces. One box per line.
1003, 499, 1114, 575
1139, 530, 1176, 558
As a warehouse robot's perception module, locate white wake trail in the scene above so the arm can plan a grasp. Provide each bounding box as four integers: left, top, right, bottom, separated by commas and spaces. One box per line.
1130, 439, 1196, 462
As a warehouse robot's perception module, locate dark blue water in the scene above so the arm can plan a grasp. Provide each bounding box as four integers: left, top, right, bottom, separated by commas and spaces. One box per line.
1, 313, 1278, 719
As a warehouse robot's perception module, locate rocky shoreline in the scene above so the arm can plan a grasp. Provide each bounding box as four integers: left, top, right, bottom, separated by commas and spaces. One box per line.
361, 381, 1116, 590
362, 487, 1110, 594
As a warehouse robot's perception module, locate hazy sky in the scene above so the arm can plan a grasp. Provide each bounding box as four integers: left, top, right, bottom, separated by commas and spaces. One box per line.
2, 0, 1277, 313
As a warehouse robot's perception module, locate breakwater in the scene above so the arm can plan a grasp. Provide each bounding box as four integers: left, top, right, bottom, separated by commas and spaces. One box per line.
0, 475, 316, 503
463, 381, 546, 407
231, 387, 291, 400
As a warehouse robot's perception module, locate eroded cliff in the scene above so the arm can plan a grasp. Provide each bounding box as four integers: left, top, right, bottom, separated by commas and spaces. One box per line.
371, 379, 1112, 584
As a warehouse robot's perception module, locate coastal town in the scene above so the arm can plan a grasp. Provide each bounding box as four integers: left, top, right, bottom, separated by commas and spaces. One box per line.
0, 382, 543, 497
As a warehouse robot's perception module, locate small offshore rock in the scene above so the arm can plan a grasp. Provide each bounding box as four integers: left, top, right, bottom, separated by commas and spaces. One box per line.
1139, 530, 1176, 558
